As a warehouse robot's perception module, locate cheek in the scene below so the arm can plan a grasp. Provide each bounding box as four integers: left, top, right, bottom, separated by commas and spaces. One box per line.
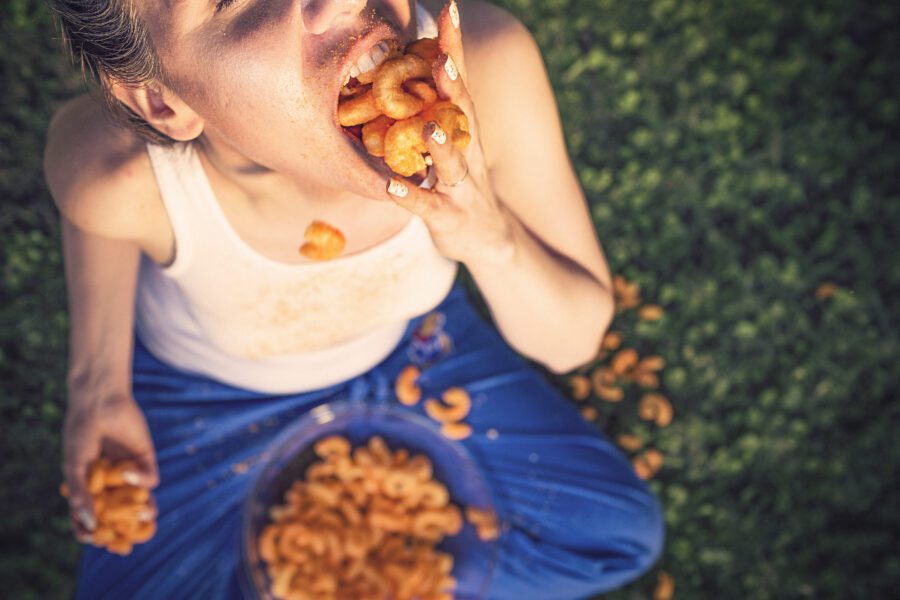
177, 36, 313, 133
171, 0, 306, 114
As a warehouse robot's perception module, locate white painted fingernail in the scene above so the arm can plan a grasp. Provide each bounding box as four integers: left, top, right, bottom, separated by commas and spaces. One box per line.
137, 509, 154, 521
388, 179, 408, 197
430, 122, 446, 145
424, 155, 434, 166
450, 1, 460, 28
444, 56, 458, 81
122, 471, 141, 486
79, 508, 96, 531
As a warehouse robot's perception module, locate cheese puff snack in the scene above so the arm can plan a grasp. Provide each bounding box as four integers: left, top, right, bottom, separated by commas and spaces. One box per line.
59, 457, 157, 555
338, 38, 471, 177
422, 386, 474, 441
257, 434, 500, 599
299, 220, 346, 261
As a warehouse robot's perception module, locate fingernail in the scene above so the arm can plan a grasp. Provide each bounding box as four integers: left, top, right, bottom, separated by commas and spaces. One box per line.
122, 470, 141, 486
387, 179, 408, 197
424, 155, 434, 166
78, 508, 96, 531
137, 509, 155, 521
429, 122, 446, 145
444, 56, 458, 81
449, 1, 460, 28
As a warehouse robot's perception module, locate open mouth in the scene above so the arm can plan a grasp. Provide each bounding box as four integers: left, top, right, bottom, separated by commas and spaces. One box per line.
335, 37, 445, 180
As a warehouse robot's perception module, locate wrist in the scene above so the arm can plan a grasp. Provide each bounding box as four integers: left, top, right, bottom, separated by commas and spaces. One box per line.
66, 365, 132, 408
460, 203, 519, 268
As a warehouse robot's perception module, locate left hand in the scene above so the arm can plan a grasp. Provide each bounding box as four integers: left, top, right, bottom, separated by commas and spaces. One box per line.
382, 1, 515, 265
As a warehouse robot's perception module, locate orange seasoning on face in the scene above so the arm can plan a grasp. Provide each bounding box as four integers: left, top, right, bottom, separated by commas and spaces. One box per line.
299, 220, 345, 261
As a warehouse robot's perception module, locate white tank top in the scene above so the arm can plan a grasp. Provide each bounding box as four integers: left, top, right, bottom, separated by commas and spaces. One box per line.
134, 4, 456, 394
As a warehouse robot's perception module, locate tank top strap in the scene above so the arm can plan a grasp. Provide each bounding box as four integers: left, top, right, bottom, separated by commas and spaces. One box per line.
145, 141, 219, 278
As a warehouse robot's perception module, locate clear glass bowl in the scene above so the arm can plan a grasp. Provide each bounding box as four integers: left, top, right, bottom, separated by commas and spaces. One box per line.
239, 396, 498, 599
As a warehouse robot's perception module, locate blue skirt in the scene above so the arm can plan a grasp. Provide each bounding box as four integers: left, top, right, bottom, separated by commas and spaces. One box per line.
75, 283, 663, 600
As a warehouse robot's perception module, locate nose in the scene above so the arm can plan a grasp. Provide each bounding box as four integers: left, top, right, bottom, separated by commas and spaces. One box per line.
301, 0, 367, 35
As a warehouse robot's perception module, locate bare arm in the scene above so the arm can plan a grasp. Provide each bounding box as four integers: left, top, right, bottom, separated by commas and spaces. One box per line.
60, 217, 140, 402
45, 96, 160, 540
461, 3, 615, 373
395, 2, 613, 373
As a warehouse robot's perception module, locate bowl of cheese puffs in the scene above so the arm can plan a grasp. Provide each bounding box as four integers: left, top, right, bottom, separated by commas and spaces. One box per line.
240, 397, 500, 600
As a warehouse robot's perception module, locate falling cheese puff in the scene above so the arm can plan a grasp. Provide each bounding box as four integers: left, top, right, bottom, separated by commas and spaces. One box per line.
299, 220, 345, 261
654, 571, 675, 600
638, 304, 665, 321
580, 406, 599, 421
395, 365, 422, 406
568, 374, 591, 401
639, 393, 674, 427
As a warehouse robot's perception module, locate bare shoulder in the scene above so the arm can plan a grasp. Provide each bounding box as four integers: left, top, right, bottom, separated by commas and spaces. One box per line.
43, 92, 161, 243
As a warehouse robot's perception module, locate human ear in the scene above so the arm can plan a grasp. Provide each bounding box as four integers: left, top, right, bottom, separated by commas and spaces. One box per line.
108, 79, 205, 141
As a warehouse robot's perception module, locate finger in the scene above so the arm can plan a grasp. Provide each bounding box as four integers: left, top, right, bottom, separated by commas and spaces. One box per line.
422, 121, 468, 188
432, 53, 484, 165
62, 458, 97, 534
110, 458, 158, 488
433, 53, 478, 131
386, 177, 445, 218
130, 450, 161, 489
437, 0, 466, 81
432, 52, 464, 105
137, 495, 159, 522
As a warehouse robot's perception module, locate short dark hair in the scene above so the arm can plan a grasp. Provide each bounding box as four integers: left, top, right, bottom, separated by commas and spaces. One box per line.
51, 0, 178, 145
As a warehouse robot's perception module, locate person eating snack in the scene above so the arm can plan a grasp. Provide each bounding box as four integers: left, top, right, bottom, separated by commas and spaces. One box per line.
44, 0, 663, 597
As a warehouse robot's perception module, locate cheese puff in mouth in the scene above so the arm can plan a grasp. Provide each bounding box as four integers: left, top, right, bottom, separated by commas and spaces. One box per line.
337, 37, 470, 178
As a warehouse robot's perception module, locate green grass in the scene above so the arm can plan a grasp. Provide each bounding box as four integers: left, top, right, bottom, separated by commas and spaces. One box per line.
2, 0, 898, 598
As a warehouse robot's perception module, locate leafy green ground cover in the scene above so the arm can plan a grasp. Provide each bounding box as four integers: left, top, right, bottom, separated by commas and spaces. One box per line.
2, 0, 897, 598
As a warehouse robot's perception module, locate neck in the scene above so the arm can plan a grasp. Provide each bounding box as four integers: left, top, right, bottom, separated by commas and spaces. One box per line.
193, 129, 363, 211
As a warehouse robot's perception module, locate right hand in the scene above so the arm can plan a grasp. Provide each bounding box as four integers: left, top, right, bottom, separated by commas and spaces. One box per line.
62, 393, 160, 543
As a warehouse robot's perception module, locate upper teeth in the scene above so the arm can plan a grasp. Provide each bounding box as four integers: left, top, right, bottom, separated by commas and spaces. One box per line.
345, 41, 390, 84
